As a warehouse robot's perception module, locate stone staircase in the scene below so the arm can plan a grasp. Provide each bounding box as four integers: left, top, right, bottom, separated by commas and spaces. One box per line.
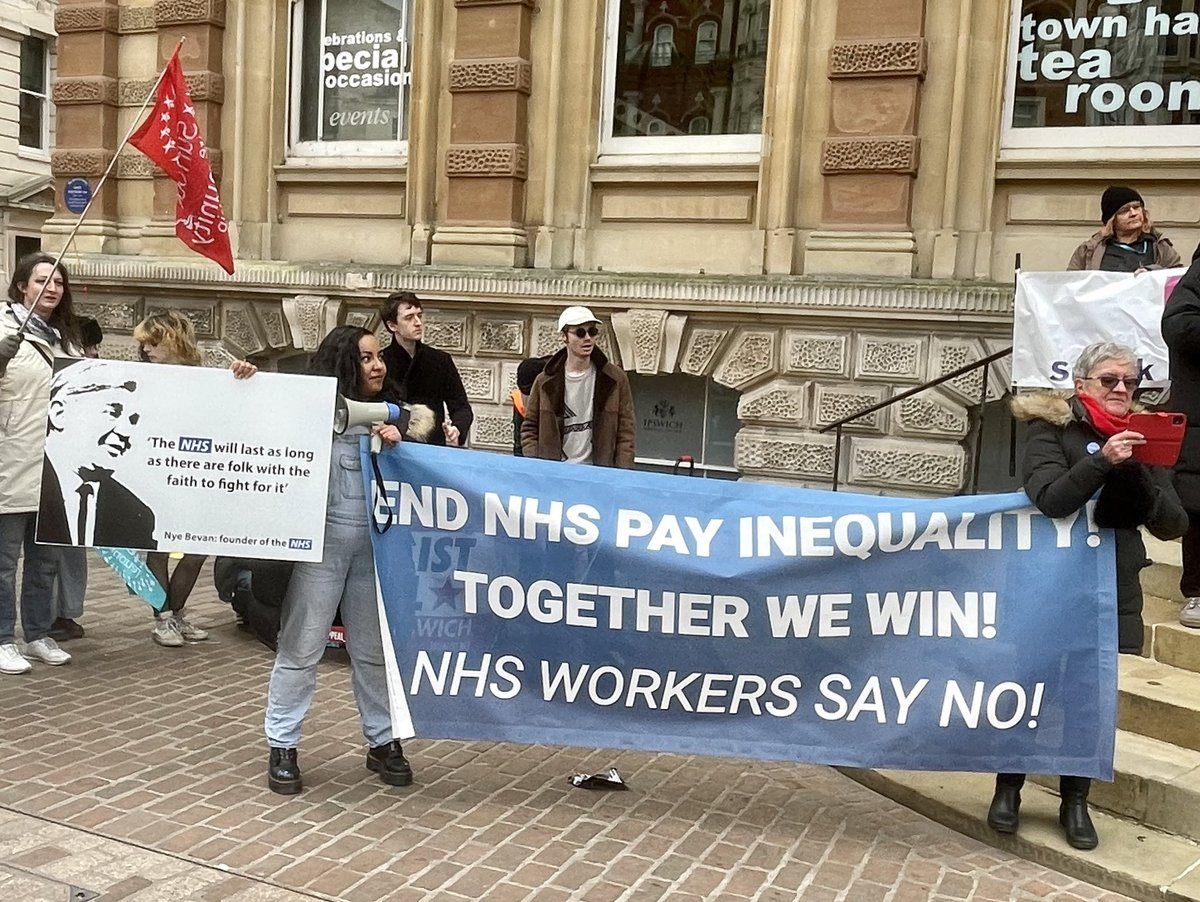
842, 537, 1200, 902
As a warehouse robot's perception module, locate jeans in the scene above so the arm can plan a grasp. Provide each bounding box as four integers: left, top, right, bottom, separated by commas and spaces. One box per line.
0, 512, 57, 644
264, 435, 393, 749
51, 547, 88, 620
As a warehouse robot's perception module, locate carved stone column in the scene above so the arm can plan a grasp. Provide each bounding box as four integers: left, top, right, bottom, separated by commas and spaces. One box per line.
139, 0, 226, 258
46, 0, 122, 253
431, 0, 533, 267
804, 0, 926, 277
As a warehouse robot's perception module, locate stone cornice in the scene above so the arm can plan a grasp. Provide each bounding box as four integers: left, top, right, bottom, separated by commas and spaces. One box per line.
62, 256, 1014, 323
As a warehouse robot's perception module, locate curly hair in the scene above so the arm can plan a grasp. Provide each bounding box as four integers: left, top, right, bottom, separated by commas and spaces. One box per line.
309, 325, 377, 399
6, 253, 83, 351
133, 311, 203, 366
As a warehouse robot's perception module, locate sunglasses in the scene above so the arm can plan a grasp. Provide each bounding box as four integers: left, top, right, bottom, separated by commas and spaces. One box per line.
1086, 375, 1140, 391
570, 326, 600, 339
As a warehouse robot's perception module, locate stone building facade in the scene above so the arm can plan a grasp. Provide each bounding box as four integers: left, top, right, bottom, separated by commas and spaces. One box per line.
0, 0, 57, 273
41, 0, 1200, 495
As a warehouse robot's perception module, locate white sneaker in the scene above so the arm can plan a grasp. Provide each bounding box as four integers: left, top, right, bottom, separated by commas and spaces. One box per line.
152, 618, 184, 647
23, 637, 71, 666
1181, 597, 1200, 629
174, 615, 208, 642
0, 643, 31, 674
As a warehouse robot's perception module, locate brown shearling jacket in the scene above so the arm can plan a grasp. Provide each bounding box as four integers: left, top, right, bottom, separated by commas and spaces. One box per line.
520, 347, 635, 468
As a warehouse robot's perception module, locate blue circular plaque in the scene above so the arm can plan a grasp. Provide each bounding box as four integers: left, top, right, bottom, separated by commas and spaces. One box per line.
63, 178, 92, 214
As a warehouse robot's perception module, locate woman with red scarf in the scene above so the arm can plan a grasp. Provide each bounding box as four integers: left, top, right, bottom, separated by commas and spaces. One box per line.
986, 341, 1186, 851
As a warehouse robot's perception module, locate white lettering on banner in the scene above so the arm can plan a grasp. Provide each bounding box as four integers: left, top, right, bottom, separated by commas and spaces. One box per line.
939, 680, 1047, 730
736, 509, 1034, 559
813, 675, 930, 725
452, 570, 751, 637
538, 661, 804, 716
452, 572, 1004, 641
372, 484, 1094, 558
401, 650, 1052, 728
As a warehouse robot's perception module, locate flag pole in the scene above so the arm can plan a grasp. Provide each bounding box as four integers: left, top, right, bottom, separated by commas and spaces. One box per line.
17, 38, 185, 339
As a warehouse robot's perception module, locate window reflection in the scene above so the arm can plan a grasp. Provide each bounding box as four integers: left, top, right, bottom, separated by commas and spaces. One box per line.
611, 0, 771, 138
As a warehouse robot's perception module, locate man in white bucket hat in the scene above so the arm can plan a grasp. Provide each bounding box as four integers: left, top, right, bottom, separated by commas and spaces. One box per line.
520, 306, 635, 467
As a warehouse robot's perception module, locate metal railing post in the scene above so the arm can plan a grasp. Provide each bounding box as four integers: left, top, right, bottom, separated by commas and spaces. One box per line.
831, 425, 843, 492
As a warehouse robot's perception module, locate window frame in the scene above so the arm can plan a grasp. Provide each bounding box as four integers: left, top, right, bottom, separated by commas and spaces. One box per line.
999, 0, 1200, 159
598, 0, 764, 158
18, 34, 49, 153
285, 0, 411, 159
695, 21, 718, 65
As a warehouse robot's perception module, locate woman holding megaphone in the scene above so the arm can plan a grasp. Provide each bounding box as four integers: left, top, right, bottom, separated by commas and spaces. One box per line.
263, 325, 432, 795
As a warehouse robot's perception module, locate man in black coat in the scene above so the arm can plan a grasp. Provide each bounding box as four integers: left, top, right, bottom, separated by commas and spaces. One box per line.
1161, 260, 1200, 628
379, 292, 473, 447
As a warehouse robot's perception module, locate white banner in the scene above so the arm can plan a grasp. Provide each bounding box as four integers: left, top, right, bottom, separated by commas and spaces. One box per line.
36, 359, 336, 560
1011, 268, 1185, 389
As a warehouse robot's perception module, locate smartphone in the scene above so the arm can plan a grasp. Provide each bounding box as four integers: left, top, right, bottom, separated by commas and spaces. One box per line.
1128, 412, 1187, 466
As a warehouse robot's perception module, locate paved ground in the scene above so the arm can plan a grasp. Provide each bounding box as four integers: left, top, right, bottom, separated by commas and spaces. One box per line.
0, 562, 1138, 902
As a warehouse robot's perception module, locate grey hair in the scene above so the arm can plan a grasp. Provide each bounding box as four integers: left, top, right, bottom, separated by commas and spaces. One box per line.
1072, 341, 1138, 380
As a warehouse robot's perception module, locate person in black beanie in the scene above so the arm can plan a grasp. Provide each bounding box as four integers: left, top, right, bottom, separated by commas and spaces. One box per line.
1068, 186, 1180, 272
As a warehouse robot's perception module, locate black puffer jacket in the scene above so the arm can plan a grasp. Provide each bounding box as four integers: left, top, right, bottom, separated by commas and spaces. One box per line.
1013, 393, 1187, 653
1161, 257, 1200, 509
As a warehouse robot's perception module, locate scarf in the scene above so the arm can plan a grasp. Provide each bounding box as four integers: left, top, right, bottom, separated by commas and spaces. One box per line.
6, 303, 61, 347
1077, 392, 1129, 438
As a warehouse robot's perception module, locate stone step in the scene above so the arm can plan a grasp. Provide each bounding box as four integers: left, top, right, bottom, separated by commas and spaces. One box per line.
1031, 730, 1200, 842
1143, 591, 1184, 627
1118, 656, 1200, 752
840, 767, 1200, 902
1146, 614, 1200, 676
1142, 558, 1183, 606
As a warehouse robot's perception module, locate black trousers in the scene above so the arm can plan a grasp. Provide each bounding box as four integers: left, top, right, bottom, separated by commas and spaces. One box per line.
1180, 511, 1200, 598
997, 772, 1090, 798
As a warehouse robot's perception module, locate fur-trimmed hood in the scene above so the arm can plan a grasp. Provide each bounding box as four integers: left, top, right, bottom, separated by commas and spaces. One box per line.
1011, 390, 1144, 427
1010, 391, 1075, 426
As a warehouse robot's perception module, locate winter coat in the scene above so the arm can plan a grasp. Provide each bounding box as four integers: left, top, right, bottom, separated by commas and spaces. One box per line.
381, 340, 473, 446
520, 347, 635, 468
1067, 229, 1181, 271
1161, 257, 1200, 510
1013, 392, 1187, 653
0, 305, 79, 514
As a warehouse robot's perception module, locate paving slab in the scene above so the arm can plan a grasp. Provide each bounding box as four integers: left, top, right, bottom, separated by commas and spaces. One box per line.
0, 561, 1150, 901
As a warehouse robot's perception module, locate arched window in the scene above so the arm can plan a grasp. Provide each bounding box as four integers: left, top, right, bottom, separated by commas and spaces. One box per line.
688, 116, 710, 134
695, 21, 718, 64
651, 24, 674, 67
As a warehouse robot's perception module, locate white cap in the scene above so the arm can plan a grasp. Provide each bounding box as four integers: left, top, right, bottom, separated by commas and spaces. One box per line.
557, 305, 599, 332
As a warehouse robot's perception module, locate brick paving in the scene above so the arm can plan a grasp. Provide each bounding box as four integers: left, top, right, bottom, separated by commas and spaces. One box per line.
0, 561, 1138, 901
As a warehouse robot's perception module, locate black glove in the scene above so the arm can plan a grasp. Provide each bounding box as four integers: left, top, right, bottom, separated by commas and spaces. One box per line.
0, 333, 21, 376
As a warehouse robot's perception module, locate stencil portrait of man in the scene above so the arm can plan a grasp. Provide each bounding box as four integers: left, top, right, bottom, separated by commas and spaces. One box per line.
37, 360, 158, 550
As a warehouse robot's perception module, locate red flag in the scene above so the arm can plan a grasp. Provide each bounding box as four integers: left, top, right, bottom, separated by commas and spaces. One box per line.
129, 49, 234, 274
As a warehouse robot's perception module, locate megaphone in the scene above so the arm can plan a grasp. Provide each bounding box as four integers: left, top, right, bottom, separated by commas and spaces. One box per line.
333, 396, 436, 441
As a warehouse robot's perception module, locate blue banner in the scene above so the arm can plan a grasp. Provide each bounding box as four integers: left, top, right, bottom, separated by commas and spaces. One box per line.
365, 443, 1118, 779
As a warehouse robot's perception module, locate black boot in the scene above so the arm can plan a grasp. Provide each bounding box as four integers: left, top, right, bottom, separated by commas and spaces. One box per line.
1059, 792, 1098, 850
268, 747, 302, 795
987, 775, 1022, 834
366, 740, 413, 786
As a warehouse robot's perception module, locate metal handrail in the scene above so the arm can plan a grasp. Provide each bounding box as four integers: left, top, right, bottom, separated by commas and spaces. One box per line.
818, 345, 1014, 492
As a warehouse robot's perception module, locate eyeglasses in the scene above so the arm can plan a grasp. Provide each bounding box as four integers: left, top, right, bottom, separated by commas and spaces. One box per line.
570, 326, 600, 339
1086, 375, 1141, 391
